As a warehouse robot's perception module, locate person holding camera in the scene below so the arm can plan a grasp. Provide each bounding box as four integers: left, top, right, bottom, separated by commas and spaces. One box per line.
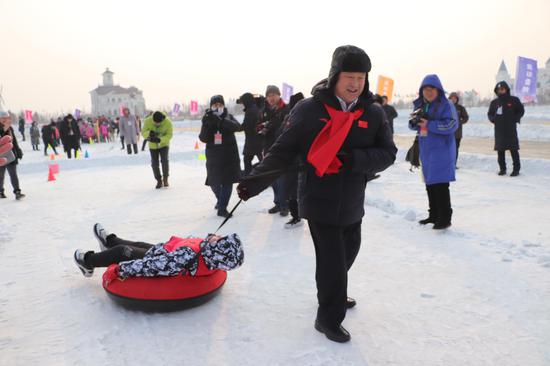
199, 95, 242, 218
0, 109, 25, 200
237, 46, 396, 342
409, 75, 458, 230
142, 111, 173, 189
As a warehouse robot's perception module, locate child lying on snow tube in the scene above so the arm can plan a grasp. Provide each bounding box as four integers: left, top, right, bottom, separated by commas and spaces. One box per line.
73, 223, 244, 279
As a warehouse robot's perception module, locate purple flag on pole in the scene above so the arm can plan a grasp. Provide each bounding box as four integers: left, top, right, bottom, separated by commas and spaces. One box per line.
282, 83, 293, 104
172, 103, 180, 116
74, 109, 81, 119
514, 56, 538, 103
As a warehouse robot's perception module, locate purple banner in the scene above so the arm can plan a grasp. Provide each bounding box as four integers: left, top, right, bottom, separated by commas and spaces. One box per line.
282, 83, 293, 104
514, 56, 538, 103
74, 109, 81, 119
172, 103, 180, 116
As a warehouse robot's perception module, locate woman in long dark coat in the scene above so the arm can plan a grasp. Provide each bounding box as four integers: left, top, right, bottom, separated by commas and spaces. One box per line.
199, 95, 242, 218
59, 114, 81, 159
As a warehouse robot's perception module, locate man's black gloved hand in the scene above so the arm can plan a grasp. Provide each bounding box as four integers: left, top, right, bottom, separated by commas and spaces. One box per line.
236, 182, 251, 201
149, 136, 161, 143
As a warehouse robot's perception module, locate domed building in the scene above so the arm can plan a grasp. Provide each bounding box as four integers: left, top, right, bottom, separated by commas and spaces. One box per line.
90, 68, 146, 117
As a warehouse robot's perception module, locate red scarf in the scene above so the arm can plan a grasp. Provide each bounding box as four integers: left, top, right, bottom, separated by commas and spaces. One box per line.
307, 103, 364, 177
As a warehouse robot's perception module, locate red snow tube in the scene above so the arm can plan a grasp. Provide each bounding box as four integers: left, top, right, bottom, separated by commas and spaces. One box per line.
102, 238, 227, 312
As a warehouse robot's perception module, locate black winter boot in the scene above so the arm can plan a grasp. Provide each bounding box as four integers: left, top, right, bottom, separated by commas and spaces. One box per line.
314, 319, 351, 343
163, 176, 169, 187
155, 179, 163, 189
0, 190, 6, 199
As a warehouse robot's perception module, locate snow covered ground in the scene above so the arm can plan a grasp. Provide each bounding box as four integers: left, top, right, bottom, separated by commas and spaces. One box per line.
1, 129, 550, 366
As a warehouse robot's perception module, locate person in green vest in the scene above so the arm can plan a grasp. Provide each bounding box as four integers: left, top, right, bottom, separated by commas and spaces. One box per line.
142, 111, 173, 189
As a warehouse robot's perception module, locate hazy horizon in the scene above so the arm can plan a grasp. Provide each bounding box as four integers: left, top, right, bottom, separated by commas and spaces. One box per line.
2, 0, 550, 114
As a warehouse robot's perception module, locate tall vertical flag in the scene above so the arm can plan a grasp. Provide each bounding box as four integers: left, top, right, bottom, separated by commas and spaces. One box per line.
514, 56, 538, 103
74, 109, 81, 119
190, 100, 199, 116
172, 103, 181, 117
119, 106, 126, 116
376, 76, 394, 101
24, 110, 33, 123
282, 83, 294, 104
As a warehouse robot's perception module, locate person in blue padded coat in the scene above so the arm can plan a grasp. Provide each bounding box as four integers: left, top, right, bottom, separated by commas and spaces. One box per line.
409, 74, 458, 230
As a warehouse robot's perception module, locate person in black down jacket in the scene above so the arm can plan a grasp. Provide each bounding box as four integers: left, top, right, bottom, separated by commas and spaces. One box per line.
199, 95, 243, 218
237, 45, 397, 343
59, 114, 81, 159
258, 85, 290, 216
238, 92, 263, 175
488, 81, 525, 176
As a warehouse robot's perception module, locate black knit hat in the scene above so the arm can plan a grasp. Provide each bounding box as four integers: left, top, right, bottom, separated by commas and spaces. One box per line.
327, 45, 371, 92
153, 111, 165, 123
210, 95, 225, 107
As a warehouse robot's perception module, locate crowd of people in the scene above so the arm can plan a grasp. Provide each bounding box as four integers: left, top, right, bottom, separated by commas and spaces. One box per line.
1, 44, 527, 344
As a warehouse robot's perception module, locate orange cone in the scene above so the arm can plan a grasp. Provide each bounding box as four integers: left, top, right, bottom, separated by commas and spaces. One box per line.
50, 153, 55, 161
48, 166, 56, 182
194, 141, 200, 150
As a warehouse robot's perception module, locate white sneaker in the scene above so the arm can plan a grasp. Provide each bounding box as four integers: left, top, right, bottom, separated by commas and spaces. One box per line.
93, 223, 109, 251
73, 249, 94, 277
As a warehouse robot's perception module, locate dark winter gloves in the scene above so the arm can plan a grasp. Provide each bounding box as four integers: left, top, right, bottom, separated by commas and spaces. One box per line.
203, 110, 222, 128
148, 131, 161, 143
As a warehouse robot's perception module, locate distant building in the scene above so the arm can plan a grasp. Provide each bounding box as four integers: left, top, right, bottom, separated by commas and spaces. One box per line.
90, 68, 146, 117
495, 60, 514, 90
537, 58, 550, 103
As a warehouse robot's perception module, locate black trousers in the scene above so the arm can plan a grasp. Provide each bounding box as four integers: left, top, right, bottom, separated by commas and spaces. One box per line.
243, 153, 262, 175
455, 138, 461, 165
141, 139, 148, 151
308, 220, 362, 328
150, 147, 169, 180
426, 183, 452, 225
126, 143, 138, 154
44, 142, 58, 155
283, 170, 299, 219
497, 150, 520, 172
66, 147, 78, 159
0, 163, 21, 194
85, 234, 154, 268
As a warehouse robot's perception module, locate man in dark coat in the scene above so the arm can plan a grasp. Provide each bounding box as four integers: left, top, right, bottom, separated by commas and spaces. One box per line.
41, 120, 58, 156
237, 45, 397, 342
238, 92, 264, 175
449, 92, 469, 167
488, 81, 525, 176
199, 95, 243, 218
59, 114, 80, 159
259, 85, 290, 216
0, 111, 25, 200
381, 96, 398, 135
18, 117, 26, 141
